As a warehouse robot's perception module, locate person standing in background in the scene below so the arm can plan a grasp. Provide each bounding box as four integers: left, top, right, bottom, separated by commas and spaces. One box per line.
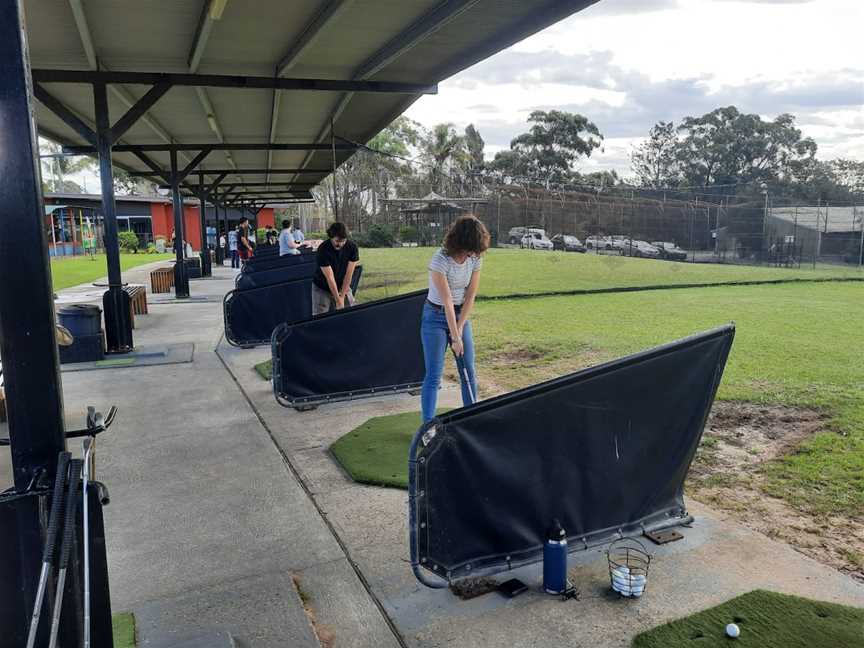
238, 217, 254, 267
228, 226, 239, 268
293, 226, 305, 247
279, 219, 300, 256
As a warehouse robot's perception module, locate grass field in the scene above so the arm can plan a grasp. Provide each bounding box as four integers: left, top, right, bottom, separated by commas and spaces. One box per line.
632, 590, 864, 648
50, 253, 174, 291
357, 247, 861, 301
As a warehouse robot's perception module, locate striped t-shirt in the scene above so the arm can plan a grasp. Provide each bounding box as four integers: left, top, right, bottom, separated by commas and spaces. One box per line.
427, 248, 482, 306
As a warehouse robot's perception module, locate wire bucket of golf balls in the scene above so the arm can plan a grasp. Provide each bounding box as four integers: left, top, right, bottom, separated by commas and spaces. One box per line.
607, 537, 651, 598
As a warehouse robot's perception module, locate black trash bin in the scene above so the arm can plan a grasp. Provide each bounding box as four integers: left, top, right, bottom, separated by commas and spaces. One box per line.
58, 304, 105, 363
58, 304, 101, 338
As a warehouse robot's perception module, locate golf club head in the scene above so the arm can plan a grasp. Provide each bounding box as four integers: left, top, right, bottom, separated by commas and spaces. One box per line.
86, 406, 96, 430
95, 482, 110, 506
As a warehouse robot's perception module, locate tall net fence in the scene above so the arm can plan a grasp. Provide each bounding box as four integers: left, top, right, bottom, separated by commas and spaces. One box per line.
377, 184, 863, 268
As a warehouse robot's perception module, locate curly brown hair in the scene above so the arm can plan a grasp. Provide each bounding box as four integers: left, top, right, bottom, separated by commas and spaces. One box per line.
442, 215, 490, 257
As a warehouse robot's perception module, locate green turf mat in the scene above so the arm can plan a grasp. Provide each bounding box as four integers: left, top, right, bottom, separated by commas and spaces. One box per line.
330, 410, 448, 489
95, 358, 137, 367
255, 359, 272, 380
632, 590, 864, 648
112, 612, 136, 648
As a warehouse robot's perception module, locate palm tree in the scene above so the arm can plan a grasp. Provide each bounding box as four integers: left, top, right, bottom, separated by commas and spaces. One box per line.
422, 123, 466, 193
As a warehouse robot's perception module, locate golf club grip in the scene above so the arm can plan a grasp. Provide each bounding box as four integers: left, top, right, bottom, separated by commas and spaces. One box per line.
44, 452, 71, 564
57, 460, 83, 569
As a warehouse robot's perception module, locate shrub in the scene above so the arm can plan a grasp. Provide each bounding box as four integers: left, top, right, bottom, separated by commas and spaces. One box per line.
356, 224, 396, 248
146, 242, 157, 254
118, 230, 139, 253
399, 225, 419, 243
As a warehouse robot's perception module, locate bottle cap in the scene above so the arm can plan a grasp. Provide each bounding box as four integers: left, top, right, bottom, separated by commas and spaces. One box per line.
546, 518, 566, 541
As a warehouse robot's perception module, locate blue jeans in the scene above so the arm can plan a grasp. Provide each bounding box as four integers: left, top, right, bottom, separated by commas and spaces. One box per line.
420, 302, 478, 422
230, 249, 239, 268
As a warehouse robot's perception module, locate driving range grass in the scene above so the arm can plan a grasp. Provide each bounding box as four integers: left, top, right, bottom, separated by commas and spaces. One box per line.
631, 590, 864, 648
356, 247, 862, 301
50, 253, 175, 291
112, 612, 136, 648
471, 281, 864, 519
326, 280, 863, 522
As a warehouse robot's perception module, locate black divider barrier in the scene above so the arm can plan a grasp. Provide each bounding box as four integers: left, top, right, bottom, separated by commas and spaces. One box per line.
241, 251, 316, 274
235, 262, 316, 290
224, 267, 363, 347
409, 325, 735, 587
253, 244, 280, 257
0, 487, 113, 647
272, 290, 427, 408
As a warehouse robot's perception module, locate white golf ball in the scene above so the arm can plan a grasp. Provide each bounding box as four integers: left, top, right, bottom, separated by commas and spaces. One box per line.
725, 623, 740, 638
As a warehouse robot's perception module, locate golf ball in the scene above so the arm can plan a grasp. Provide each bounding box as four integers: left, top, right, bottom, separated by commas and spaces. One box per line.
725, 623, 740, 638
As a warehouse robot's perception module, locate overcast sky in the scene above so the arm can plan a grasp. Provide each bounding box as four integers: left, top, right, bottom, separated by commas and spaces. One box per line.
405, 0, 864, 177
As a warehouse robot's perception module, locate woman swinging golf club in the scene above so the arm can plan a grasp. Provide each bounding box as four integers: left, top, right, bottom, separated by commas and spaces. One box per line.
420, 215, 490, 422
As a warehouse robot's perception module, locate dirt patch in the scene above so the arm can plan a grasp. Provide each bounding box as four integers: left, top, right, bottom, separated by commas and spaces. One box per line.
489, 348, 545, 365
690, 402, 863, 583
292, 574, 335, 648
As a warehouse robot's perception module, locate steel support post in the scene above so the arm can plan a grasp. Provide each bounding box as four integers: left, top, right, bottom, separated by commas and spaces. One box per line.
0, 5, 68, 642
0, 0, 67, 490
199, 186, 211, 277
94, 82, 134, 351
170, 150, 190, 297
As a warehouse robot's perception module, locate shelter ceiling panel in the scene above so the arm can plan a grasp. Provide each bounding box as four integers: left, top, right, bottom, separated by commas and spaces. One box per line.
204, 88, 275, 141
196, 1, 326, 76
65, 0, 200, 72
272, 91, 341, 139
23, 0, 88, 69
120, 86, 215, 144
287, 0, 441, 80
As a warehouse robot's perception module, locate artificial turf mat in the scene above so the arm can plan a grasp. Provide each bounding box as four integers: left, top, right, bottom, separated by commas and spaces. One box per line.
330, 410, 447, 489
255, 359, 272, 380
632, 590, 864, 648
112, 612, 136, 648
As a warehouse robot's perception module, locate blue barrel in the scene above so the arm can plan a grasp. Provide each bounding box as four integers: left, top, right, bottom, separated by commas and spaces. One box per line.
58, 304, 102, 338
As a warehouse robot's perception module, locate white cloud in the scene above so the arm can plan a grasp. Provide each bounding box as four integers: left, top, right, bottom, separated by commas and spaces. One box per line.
406, 0, 864, 174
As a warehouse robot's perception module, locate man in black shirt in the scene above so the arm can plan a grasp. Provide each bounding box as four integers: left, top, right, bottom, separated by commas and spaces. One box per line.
312, 221, 360, 314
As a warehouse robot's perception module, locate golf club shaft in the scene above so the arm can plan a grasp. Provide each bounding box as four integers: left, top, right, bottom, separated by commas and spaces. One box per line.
82, 441, 92, 648
26, 452, 71, 648
450, 346, 476, 405
48, 459, 83, 648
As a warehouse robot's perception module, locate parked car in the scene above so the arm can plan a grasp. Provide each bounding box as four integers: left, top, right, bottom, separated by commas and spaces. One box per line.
619, 238, 661, 258
521, 231, 554, 250
551, 234, 586, 252
652, 241, 688, 261
585, 235, 615, 251
508, 226, 545, 244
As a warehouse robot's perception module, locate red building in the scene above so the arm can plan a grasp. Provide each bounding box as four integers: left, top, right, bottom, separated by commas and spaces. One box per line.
43, 193, 274, 256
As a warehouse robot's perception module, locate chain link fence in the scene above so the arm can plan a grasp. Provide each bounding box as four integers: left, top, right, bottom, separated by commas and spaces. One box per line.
379, 185, 864, 268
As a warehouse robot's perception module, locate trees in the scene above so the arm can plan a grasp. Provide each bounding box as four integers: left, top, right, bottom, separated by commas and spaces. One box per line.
673, 107, 817, 189
630, 121, 679, 188
464, 124, 485, 173
421, 123, 467, 192
490, 110, 603, 183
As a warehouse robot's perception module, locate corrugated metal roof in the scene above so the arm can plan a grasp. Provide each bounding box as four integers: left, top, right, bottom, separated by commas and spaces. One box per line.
770, 206, 864, 234
25, 1, 599, 203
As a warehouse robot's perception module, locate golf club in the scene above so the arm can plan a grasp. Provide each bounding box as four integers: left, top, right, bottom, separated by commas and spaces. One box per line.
82, 438, 93, 648
48, 458, 83, 648
448, 339, 476, 405
25, 452, 71, 648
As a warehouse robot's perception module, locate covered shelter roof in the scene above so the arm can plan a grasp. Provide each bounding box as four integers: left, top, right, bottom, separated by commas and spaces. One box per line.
26, 0, 599, 205
387, 191, 488, 213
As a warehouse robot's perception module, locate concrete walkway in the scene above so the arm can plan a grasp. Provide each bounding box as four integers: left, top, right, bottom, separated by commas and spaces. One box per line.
2, 262, 863, 647
217, 305, 864, 647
